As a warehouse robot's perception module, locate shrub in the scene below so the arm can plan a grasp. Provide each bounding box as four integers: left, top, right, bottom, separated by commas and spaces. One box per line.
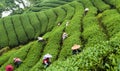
78, 0, 98, 15
3, 17, 18, 47
61, 4, 75, 20
90, 0, 110, 12
12, 15, 28, 44
104, 0, 120, 12
0, 42, 33, 71
83, 15, 107, 47
27, 13, 41, 38
101, 9, 120, 37
36, 12, 48, 34
46, 41, 114, 71
0, 19, 8, 48
19, 14, 35, 40
53, 7, 66, 24
16, 42, 43, 71
44, 9, 57, 31
30, 21, 66, 71
0, 50, 15, 66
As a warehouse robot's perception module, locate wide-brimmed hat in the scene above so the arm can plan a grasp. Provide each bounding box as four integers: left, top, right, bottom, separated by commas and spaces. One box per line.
71, 44, 80, 50
43, 54, 52, 59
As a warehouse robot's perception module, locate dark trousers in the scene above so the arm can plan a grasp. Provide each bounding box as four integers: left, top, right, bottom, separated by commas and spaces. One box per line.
43, 62, 51, 68
72, 49, 80, 55
14, 61, 22, 68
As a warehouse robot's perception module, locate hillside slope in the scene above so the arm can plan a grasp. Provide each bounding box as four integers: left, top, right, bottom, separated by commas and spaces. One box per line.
0, 0, 120, 71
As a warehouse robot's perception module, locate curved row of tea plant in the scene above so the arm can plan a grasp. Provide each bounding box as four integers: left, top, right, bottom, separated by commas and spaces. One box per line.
0, 2, 77, 49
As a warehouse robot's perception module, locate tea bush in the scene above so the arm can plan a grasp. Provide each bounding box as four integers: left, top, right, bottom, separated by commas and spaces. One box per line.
3, 17, 18, 47
0, 19, 8, 48
19, 14, 35, 40
12, 15, 28, 44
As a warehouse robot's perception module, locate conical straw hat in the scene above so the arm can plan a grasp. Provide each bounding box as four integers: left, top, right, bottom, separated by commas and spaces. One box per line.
71, 44, 80, 50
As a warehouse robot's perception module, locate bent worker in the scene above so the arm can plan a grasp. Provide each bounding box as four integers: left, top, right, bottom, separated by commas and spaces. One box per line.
43, 54, 52, 68
84, 8, 89, 15
71, 44, 81, 55
13, 58, 22, 68
38, 37, 44, 42
62, 32, 68, 41
6, 64, 14, 71
38, 37, 46, 42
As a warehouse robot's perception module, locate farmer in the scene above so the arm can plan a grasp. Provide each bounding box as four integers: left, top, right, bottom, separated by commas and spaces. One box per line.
71, 44, 81, 55
43, 54, 52, 68
84, 8, 89, 15
13, 58, 22, 68
38, 37, 44, 42
62, 32, 68, 41
6, 64, 14, 71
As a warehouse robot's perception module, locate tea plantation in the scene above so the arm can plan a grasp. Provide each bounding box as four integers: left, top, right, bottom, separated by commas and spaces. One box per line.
0, 0, 120, 71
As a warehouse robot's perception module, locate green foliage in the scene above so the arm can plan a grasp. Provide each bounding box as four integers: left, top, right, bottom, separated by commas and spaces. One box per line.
1, 1, 120, 71
101, 9, 120, 37
59, 2, 84, 60
3, 17, 18, 47
99, 32, 120, 71
36, 12, 48, 34
104, 0, 120, 12
20, 14, 35, 40
44, 9, 57, 31
53, 7, 66, 24
0, 43, 33, 70
83, 16, 107, 47
61, 4, 75, 20
0, 50, 16, 66
47, 41, 114, 71
30, 21, 65, 71
0, 19, 8, 48
78, 0, 97, 15
16, 42, 43, 71
12, 15, 28, 44
27, 13, 41, 38
91, 0, 110, 12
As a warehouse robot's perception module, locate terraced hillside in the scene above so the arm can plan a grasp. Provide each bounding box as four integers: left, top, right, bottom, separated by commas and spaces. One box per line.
1, 0, 120, 71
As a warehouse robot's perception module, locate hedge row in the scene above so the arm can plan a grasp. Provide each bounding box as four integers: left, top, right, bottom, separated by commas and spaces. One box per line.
59, 1, 84, 60
36, 12, 48, 34
0, 19, 8, 48
30, 0, 68, 12
3, 17, 19, 47
61, 4, 75, 20
30, 21, 66, 71
0, 49, 16, 67
19, 14, 35, 40
46, 41, 114, 71
104, 0, 120, 12
0, 2, 76, 48
46, 1, 68, 5
82, 16, 107, 47
81, 0, 107, 47
0, 42, 33, 70
35, 3, 61, 7
101, 9, 120, 37
53, 7, 66, 24
106, 32, 120, 70
12, 15, 28, 44
90, 0, 110, 12
16, 42, 43, 71
78, 0, 98, 15
44, 9, 57, 32
27, 13, 41, 38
